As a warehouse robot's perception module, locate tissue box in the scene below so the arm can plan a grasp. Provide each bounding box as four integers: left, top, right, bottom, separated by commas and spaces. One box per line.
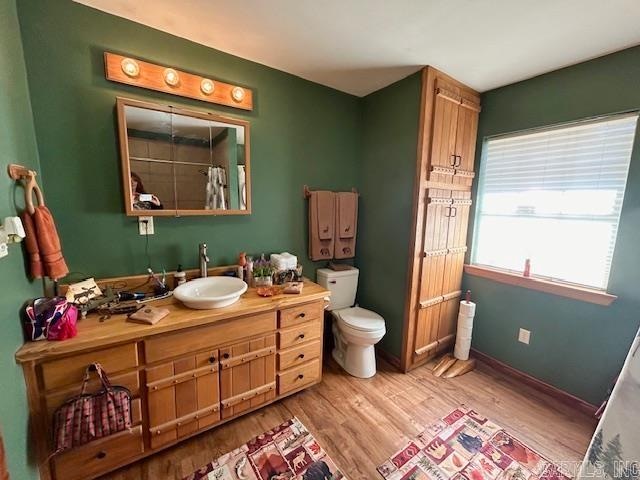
271, 252, 298, 271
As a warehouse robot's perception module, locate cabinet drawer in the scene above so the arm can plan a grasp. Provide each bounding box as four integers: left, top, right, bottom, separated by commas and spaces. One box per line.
278, 319, 322, 350
279, 301, 324, 328
41, 343, 139, 391
52, 425, 143, 480
277, 358, 321, 395
277, 340, 321, 371
145, 312, 276, 363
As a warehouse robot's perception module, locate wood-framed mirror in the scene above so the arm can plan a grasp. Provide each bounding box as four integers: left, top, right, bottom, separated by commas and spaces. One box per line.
116, 97, 251, 216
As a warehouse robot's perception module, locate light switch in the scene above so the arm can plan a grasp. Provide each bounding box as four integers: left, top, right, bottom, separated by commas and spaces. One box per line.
518, 328, 531, 345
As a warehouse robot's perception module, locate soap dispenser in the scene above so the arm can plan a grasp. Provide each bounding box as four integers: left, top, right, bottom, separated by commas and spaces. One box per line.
174, 264, 187, 288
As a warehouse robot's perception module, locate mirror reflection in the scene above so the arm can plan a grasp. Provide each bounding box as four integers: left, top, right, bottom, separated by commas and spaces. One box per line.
118, 99, 250, 215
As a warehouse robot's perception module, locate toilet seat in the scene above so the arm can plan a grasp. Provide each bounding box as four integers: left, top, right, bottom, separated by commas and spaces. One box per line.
336, 307, 385, 332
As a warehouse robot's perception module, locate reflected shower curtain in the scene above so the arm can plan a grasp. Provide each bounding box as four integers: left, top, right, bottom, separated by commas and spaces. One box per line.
578, 327, 640, 479
238, 165, 246, 210
205, 166, 227, 210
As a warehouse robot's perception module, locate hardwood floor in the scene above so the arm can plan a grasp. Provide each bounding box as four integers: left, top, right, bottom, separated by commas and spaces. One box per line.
101, 356, 597, 479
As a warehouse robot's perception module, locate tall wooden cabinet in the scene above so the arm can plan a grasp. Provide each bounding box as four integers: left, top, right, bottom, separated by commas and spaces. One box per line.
402, 66, 480, 371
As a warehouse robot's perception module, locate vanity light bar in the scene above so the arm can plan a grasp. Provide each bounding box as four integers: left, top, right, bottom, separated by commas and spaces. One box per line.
104, 52, 253, 111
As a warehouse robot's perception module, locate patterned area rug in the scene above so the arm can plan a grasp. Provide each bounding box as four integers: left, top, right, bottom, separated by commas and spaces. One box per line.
377, 407, 571, 480
184, 417, 345, 480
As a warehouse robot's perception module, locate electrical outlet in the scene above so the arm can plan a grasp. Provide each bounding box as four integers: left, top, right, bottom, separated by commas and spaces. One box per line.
138, 216, 154, 235
0, 243, 7, 259
518, 328, 531, 345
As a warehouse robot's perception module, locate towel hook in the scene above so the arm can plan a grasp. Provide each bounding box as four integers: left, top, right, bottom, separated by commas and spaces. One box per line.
7, 163, 45, 214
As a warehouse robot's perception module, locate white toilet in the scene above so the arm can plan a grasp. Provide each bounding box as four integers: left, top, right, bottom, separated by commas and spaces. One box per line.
317, 267, 386, 378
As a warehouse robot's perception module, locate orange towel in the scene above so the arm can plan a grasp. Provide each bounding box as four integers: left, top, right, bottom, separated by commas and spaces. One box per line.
0, 429, 8, 480
21, 210, 43, 279
23, 206, 68, 281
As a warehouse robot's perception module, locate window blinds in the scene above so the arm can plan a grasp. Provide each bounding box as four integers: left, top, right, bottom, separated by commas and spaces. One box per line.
472, 113, 638, 290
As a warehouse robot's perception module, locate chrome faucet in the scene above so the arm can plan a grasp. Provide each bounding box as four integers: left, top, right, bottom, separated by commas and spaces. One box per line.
199, 243, 210, 278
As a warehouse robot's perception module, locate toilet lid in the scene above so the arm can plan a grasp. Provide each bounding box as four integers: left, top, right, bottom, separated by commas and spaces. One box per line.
337, 307, 385, 332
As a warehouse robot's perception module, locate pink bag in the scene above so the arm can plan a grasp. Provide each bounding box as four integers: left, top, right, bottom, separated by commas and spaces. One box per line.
52, 363, 132, 454
24, 296, 77, 341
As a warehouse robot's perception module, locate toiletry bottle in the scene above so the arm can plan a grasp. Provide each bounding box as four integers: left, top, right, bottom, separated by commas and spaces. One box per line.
246, 256, 254, 287
174, 264, 186, 287
238, 252, 247, 281
523, 258, 531, 277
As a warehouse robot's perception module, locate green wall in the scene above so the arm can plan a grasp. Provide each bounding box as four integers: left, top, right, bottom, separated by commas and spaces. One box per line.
0, 0, 42, 478
17, 0, 361, 280
357, 73, 421, 357
464, 46, 640, 405
7, 5, 640, 479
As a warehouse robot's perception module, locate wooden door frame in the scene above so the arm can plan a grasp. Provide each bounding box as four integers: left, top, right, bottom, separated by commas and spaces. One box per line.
400, 67, 480, 372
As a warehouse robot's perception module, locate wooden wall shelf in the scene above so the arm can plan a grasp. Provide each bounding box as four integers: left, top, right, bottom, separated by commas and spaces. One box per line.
104, 52, 253, 111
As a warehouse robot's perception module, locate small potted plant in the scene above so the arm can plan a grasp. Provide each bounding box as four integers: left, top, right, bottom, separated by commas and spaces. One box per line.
252, 258, 274, 287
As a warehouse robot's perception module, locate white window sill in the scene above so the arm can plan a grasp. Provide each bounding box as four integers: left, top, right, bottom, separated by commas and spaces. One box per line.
464, 264, 617, 306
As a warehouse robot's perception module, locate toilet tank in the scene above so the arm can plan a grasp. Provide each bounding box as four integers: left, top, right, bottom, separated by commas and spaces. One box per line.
316, 267, 359, 311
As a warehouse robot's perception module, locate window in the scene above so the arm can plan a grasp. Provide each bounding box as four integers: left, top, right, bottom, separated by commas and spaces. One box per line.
472, 113, 638, 291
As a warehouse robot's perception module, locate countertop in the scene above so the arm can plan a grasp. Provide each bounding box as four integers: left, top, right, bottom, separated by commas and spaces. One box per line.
15, 280, 330, 363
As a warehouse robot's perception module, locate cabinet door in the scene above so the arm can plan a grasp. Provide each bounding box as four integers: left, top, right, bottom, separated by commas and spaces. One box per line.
438, 250, 465, 349
220, 334, 276, 419
446, 199, 472, 250
146, 349, 220, 449
436, 199, 472, 347
454, 99, 480, 173
414, 196, 451, 357
429, 88, 460, 175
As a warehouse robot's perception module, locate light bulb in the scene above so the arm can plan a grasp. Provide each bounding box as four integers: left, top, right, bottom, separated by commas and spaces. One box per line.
231, 86, 245, 102
200, 78, 215, 95
163, 68, 180, 86
120, 58, 140, 78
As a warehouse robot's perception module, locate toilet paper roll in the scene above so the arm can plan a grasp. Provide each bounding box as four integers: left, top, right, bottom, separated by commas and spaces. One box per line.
457, 314, 474, 329
454, 299, 476, 361
454, 337, 472, 361
458, 301, 476, 318
457, 324, 473, 338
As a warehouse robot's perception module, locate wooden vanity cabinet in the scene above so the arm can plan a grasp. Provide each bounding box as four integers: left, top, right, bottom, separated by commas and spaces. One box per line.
16, 288, 328, 480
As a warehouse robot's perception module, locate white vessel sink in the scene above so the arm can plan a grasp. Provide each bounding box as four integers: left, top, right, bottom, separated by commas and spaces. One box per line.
173, 277, 248, 309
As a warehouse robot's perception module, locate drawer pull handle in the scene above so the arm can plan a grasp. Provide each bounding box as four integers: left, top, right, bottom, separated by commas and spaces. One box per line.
297, 334, 305, 340
297, 374, 304, 380
298, 354, 305, 359
96, 451, 107, 459
298, 313, 306, 318
209, 356, 216, 363
223, 353, 230, 359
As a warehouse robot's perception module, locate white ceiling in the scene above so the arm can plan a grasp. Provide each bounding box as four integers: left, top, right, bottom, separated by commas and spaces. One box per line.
76, 0, 640, 96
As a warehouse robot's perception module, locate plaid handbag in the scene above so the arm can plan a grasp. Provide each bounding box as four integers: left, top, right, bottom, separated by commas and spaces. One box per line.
52, 363, 132, 454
